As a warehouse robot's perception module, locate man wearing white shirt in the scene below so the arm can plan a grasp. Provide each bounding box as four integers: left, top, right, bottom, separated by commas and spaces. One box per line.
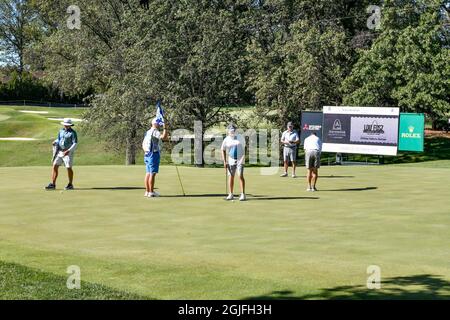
142, 118, 168, 197
280, 122, 300, 178
303, 132, 322, 192
221, 124, 246, 201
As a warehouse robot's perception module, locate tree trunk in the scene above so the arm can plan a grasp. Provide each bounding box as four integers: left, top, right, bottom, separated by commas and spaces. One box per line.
432, 118, 437, 130
125, 142, 136, 165
125, 130, 137, 165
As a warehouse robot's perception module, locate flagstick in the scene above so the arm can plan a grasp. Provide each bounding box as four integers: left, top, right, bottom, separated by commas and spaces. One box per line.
175, 165, 186, 197
160, 105, 186, 197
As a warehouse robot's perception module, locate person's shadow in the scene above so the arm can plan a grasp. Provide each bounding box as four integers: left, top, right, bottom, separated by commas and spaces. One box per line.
243, 274, 450, 300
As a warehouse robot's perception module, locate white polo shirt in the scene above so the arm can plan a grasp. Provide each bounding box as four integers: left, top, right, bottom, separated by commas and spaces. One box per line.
303, 134, 322, 151
281, 130, 299, 148
221, 134, 245, 166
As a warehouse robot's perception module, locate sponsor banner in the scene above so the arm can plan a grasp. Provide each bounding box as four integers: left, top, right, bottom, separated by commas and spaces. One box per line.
322, 106, 400, 156
398, 113, 425, 152
300, 111, 323, 144
323, 106, 399, 116
322, 143, 398, 156
350, 117, 399, 144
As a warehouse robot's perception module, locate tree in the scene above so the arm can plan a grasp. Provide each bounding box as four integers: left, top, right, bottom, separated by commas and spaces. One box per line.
39, 0, 250, 165
0, 0, 41, 73
129, 0, 251, 165
38, 1, 144, 164
246, 0, 375, 126
342, 0, 450, 127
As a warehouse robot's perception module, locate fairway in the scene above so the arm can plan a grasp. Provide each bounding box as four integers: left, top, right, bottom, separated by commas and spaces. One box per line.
0, 163, 449, 299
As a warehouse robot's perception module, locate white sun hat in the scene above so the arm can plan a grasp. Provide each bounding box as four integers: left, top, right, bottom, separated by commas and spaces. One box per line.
61, 118, 75, 126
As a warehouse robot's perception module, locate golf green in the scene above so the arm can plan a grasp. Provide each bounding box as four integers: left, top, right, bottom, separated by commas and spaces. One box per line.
0, 164, 449, 299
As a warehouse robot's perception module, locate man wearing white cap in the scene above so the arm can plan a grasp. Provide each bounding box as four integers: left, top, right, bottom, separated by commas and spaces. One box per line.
142, 117, 168, 197
45, 118, 78, 190
280, 121, 300, 178
221, 124, 246, 201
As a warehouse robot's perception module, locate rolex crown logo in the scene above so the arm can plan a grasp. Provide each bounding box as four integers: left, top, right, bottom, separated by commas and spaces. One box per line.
408, 126, 414, 133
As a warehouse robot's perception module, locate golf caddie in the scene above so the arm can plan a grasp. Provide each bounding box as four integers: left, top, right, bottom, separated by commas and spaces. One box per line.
45, 118, 78, 190
303, 132, 322, 192
221, 124, 246, 201
143, 117, 168, 197
280, 121, 300, 178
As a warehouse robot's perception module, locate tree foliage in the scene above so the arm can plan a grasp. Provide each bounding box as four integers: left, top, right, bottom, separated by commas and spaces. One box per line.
0, 0, 42, 73
246, 0, 375, 126
37, 0, 250, 164
342, 0, 450, 126
9, 0, 448, 164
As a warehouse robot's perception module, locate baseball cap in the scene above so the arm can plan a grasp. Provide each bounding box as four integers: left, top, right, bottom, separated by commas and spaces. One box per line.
227, 124, 236, 132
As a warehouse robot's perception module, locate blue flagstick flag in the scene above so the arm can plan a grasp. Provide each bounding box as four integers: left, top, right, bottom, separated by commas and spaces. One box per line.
155, 100, 165, 125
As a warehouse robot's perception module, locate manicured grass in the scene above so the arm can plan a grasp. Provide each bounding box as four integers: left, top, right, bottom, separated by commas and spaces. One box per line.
0, 106, 125, 166
0, 261, 148, 300
0, 165, 449, 299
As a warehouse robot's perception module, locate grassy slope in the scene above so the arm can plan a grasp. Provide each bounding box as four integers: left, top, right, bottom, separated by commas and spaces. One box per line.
3, 105, 450, 168
0, 165, 449, 299
0, 261, 148, 299
0, 106, 125, 166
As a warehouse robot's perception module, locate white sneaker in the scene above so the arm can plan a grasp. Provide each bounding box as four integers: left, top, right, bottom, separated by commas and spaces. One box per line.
226, 193, 234, 201
144, 191, 149, 197
292, 174, 297, 178
306, 188, 312, 192
148, 191, 160, 197
239, 193, 246, 201
280, 172, 288, 177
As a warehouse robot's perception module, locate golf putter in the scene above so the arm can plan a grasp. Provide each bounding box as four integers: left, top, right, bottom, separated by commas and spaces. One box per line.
224, 164, 229, 200
51, 143, 59, 164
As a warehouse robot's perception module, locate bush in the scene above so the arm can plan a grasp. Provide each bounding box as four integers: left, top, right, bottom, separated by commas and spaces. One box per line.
0, 71, 84, 103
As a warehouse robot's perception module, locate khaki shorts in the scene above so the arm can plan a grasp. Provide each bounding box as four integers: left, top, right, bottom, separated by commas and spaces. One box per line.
305, 150, 321, 169
283, 147, 297, 162
53, 151, 75, 168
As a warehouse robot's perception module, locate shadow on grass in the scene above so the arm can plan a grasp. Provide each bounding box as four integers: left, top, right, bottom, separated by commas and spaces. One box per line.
163, 193, 227, 198
319, 187, 377, 192
76, 187, 147, 190
161, 194, 319, 200
243, 274, 450, 300
247, 196, 319, 201
295, 175, 355, 179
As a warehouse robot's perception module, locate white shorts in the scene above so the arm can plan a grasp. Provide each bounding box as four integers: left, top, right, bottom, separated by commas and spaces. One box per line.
227, 163, 244, 177
283, 147, 297, 162
53, 151, 75, 168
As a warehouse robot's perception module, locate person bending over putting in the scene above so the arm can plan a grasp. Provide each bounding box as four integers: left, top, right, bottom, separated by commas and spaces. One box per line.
221, 124, 246, 201
143, 118, 168, 197
280, 121, 300, 178
45, 118, 78, 190
303, 132, 322, 192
